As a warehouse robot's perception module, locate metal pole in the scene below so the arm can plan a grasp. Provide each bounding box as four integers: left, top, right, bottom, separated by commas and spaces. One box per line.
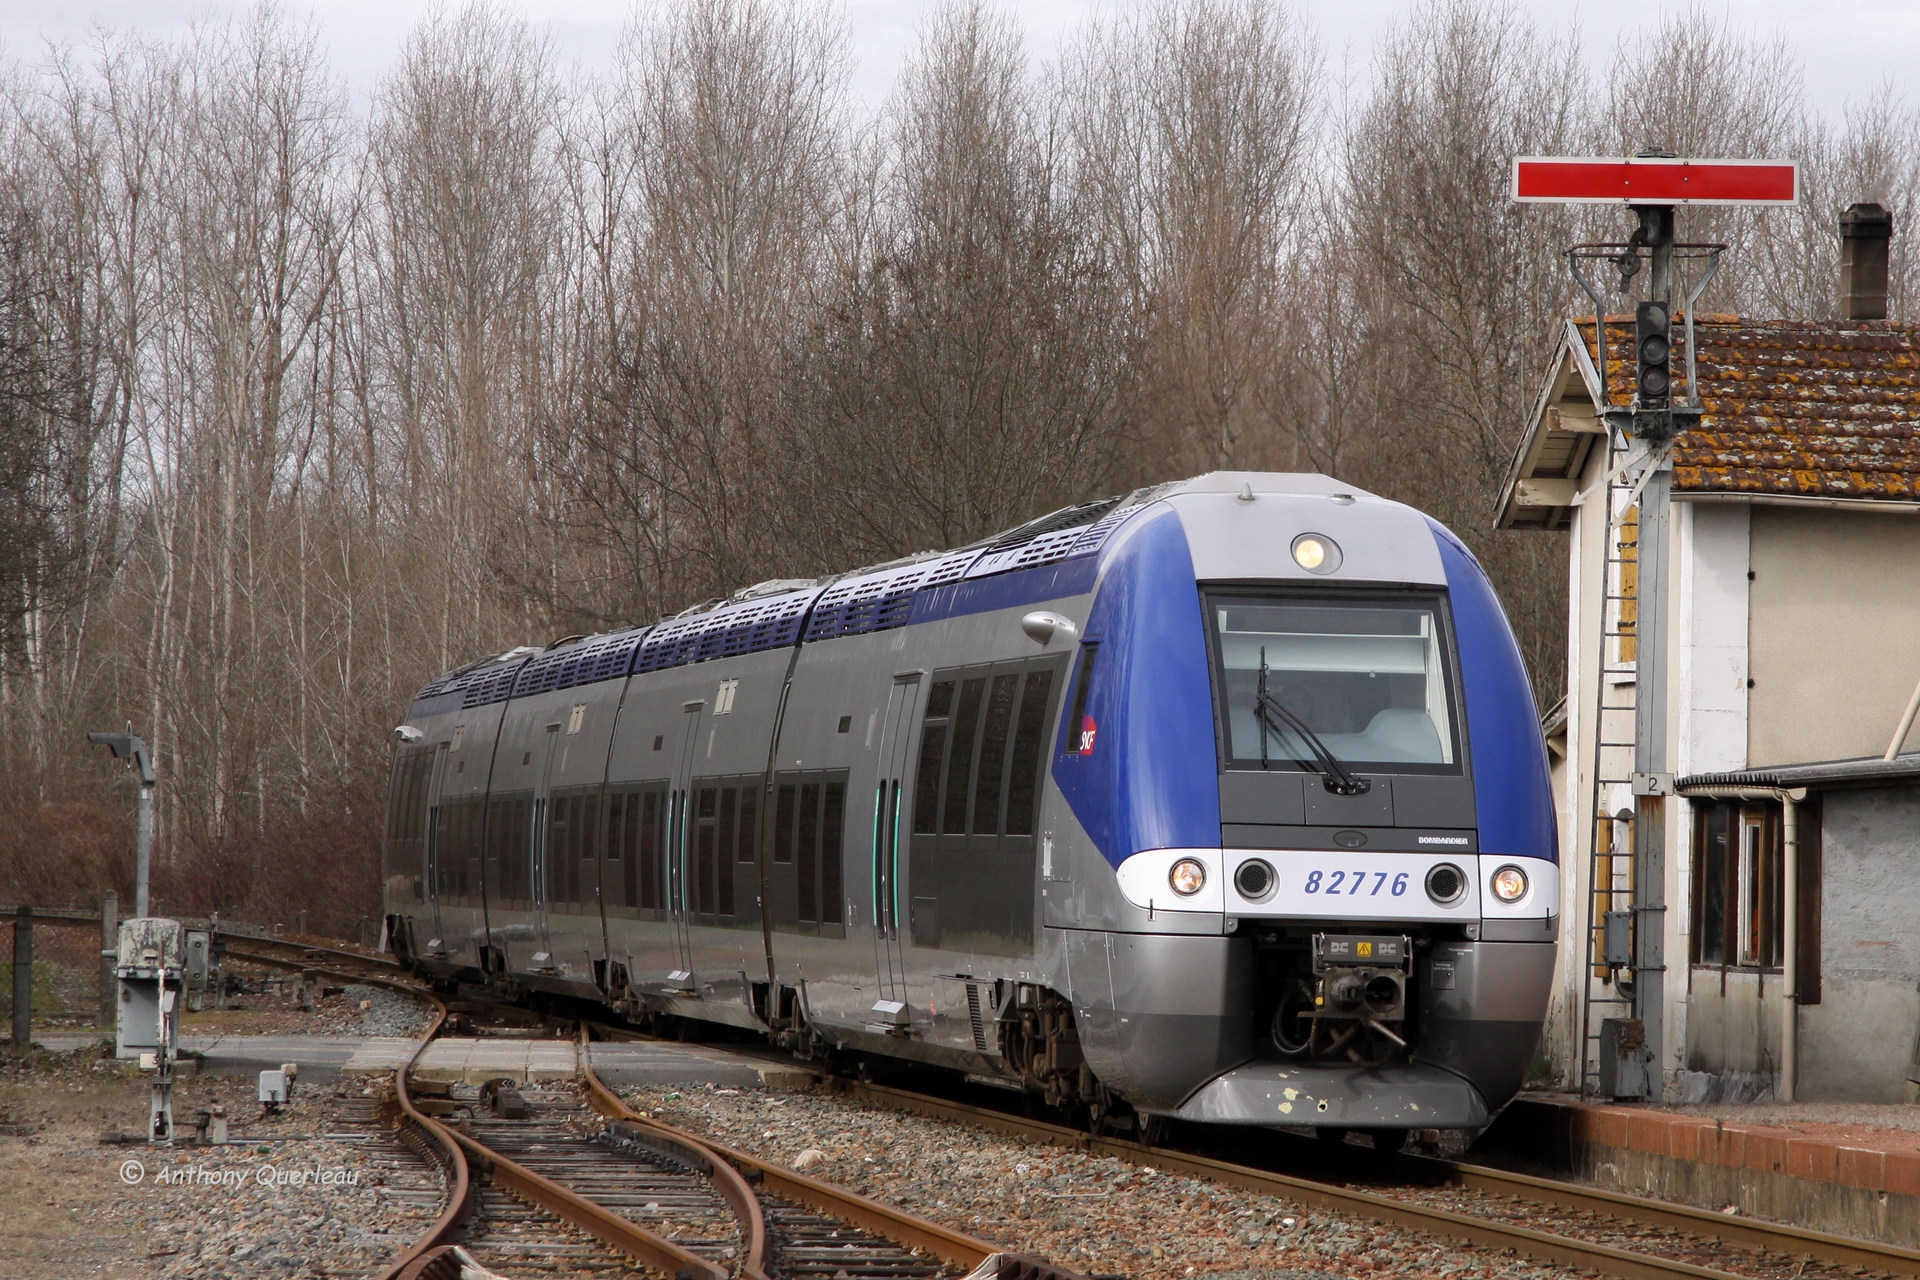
11, 905, 30, 1049
1631, 202, 1677, 1101
136, 783, 153, 918
99, 891, 118, 1028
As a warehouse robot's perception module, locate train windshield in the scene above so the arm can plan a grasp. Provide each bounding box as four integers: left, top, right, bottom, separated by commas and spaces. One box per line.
1210, 595, 1459, 771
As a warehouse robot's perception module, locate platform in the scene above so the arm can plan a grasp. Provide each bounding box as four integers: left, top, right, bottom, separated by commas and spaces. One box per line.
1490, 1094, 1920, 1247
35, 1031, 814, 1091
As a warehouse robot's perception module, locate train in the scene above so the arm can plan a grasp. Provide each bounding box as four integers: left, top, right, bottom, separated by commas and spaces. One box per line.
383, 471, 1557, 1142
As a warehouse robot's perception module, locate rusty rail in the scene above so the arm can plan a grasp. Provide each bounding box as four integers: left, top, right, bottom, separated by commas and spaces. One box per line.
825, 1075, 1920, 1280
577, 1025, 1090, 1280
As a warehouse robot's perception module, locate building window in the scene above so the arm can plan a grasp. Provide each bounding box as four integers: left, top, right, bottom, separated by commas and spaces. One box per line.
1691, 800, 1783, 970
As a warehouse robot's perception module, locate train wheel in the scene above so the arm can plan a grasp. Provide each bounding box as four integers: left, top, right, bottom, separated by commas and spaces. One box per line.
1368, 1128, 1409, 1154
1135, 1113, 1169, 1147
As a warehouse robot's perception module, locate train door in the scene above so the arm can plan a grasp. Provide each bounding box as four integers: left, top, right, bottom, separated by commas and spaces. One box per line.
530, 723, 561, 957
667, 700, 705, 982
871, 673, 922, 1007
421, 742, 451, 948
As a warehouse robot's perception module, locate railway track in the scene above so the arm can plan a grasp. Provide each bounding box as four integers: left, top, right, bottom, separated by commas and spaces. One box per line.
803, 1072, 1920, 1280
56, 905, 1916, 1280
307, 966, 1091, 1280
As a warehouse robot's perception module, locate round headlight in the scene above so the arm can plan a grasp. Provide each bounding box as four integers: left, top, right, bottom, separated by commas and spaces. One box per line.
1491, 864, 1529, 903
1234, 858, 1275, 899
1291, 534, 1342, 575
1425, 863, 1467, 905
1169, 858, 1207, 896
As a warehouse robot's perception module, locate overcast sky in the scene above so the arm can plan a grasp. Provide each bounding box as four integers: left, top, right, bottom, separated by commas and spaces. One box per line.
2, 0, 1913, 127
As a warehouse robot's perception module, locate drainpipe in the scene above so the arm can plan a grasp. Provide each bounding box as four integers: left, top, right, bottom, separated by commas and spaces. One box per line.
1673, 782, 1809, 1101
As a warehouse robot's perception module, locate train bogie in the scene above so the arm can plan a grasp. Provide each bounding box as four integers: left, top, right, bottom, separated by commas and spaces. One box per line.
384, 472, 1557, 1131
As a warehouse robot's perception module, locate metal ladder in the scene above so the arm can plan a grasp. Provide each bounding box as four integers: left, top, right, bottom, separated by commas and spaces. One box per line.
1576, 425, 1643, 1096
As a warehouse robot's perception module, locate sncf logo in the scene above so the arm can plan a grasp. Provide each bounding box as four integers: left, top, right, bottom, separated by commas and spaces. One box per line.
1079, 716, 1097, 755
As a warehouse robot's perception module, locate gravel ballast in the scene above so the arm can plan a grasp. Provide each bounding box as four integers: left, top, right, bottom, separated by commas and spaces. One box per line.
84, 1077, 442, 1279
621, 1082, 1583, 1279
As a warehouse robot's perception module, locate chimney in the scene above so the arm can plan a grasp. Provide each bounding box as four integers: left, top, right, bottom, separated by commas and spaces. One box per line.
1840, 202, 1893, 321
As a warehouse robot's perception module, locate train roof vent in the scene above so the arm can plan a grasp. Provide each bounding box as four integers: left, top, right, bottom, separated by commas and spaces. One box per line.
803, 549, 981, 643
633, 613, 706, 673
461, 661, 526, 707
635, 586, 824, 673
413, 649, 507, 702
512, 627, 651, 698
963, 496, 1136, 581
419, 647, 538, 709
699, 589, 815, 660
981, 497, 1125, 549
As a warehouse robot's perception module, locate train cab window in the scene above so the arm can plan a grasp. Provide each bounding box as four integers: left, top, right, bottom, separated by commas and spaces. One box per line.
1209, 594, 1460, 773
942, 678, 986, 833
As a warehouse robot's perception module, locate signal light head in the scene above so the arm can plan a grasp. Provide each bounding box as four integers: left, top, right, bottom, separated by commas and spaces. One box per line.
1635, 300, 1673, 409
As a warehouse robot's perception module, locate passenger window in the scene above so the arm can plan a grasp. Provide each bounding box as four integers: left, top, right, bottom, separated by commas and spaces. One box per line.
1006, 668, 1054, 835
972, 673, 1018, 833
943, 678, 986, 833
775, 784, 797, 863
821, 782, 844, 925
797, 784, 821, 921
912, 724, 946, 835
737, 787, 758, 862
926, 679, 955, 718
639, 790, 660, 909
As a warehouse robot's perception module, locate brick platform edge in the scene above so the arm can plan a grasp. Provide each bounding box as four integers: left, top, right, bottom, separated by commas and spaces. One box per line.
1482, 1096, 1920, 1248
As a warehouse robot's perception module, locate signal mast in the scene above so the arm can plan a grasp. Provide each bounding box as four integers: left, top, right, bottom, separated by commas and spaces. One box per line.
1514, 154, 1798, 1099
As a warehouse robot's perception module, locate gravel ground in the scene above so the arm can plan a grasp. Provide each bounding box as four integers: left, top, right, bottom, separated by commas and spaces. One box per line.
341, 984, 430, 1039
620, 1082, 1583, 1280
83, 1074, 442, 1279
1, 1045, 439, 1278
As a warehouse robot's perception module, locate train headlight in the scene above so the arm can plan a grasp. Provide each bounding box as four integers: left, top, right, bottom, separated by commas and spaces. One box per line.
1291, 533, 1342, 574
1169, 859, 1207, 896
1490, 864, 1529, 903
1425, 863, 1467, 905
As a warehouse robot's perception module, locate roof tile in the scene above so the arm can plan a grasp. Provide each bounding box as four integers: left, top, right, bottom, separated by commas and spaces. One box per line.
1576, 317, 1920, 500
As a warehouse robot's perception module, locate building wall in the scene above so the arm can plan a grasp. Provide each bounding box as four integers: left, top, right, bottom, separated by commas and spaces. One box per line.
1797, 786, 1920, 1102
1748, 506, 1920, 767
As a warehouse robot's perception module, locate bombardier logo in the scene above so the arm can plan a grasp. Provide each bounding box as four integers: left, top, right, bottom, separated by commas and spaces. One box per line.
1418, 835, 1470, 846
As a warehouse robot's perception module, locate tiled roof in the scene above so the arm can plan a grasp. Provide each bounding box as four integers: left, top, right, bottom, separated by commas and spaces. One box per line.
1575, 316, 1920, 501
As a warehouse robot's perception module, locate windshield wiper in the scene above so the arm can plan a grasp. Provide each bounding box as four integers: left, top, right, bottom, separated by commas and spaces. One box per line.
1255, 648, 1371, 796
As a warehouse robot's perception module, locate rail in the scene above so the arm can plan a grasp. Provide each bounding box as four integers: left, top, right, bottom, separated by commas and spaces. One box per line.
578, 1024, 1089, 1280
824, 1075, 1920, 1280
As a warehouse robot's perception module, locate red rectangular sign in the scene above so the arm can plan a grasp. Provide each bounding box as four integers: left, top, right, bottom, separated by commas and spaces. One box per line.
1513, 156, 1798, 206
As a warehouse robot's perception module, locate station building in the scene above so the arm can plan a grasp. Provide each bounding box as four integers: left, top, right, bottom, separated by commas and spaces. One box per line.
1498, 205, 1920, 1103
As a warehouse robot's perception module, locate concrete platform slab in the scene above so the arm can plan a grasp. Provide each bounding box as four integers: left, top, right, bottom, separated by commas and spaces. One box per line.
584, 1039, 808, 1090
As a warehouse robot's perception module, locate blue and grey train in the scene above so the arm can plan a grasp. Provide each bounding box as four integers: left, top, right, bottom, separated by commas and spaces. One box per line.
384, 472, 1557, 1137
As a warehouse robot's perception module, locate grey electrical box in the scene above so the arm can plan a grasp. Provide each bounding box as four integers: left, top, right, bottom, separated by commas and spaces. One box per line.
1601, 911, 1634, 967
1598, 1017, 1651, 1100
116, 918, 185, 1060
183, 931, 210, 992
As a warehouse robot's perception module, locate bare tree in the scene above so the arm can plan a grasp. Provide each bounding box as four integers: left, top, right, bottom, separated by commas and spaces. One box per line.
784, 0, 1129, 561
1059, 0, 1318, 474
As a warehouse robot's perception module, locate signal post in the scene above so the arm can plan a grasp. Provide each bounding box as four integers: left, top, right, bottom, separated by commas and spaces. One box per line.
1514, 155, 1798, 1099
